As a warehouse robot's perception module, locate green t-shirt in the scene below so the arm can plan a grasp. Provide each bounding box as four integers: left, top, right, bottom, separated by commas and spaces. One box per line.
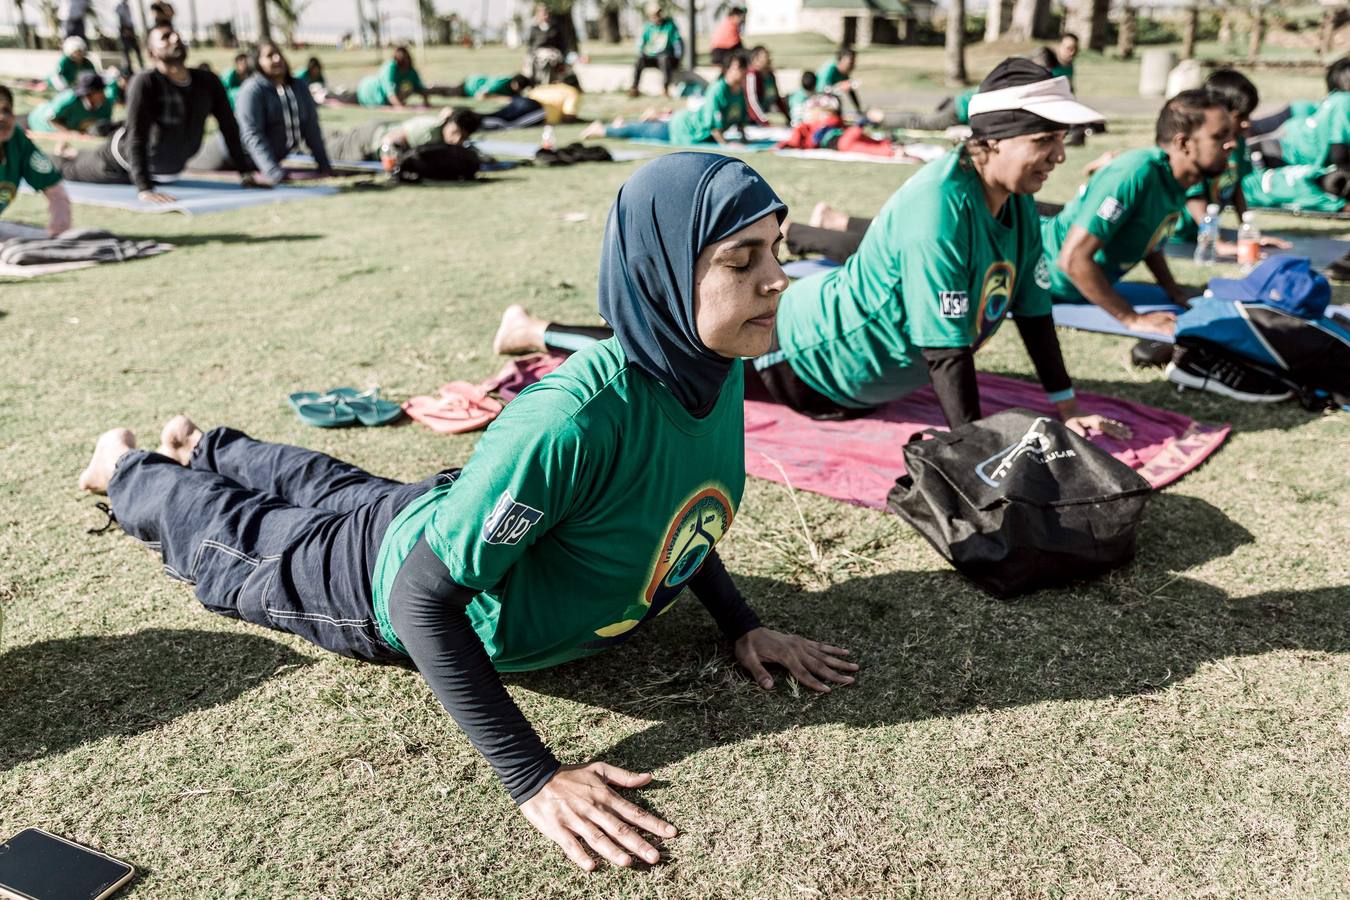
640, 19, 681, 56
0, 127, 62, 217
1279, 92, 1350, 168
293, 67, 324, 85
774, 150, 1051, 409
953, 88, 977, 125
1040, 146, 1186, 302
787, 88, 810, 124
464, 75, 515, 98
816, 60, 846, 88
1242, 164, 1346, 213
357, 60, 427, 106
48, 54, 96, 90
1050, 62, 1074, 90
372, 338, 747, 671
25, 89, 111, 133
668, 78, 746, 144
1174, 136, 1252, 241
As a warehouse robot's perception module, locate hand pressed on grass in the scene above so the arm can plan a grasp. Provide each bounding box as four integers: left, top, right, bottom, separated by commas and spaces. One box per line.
520, 761, 676, 871
734, 626, 858, 693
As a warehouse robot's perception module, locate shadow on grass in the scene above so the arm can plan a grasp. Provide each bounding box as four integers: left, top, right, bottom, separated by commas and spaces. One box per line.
509, 494, 1350, 777
116, 232, 324, 248
0, 628, 312, 772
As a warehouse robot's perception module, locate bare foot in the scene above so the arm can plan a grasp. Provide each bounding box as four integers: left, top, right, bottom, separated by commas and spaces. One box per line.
809, 202, 850, 232
53, 140, 77, 160
492, 305, 550, 356
157, 414, 203, 465
79, 428, 136, 494
579, 120, 608, 140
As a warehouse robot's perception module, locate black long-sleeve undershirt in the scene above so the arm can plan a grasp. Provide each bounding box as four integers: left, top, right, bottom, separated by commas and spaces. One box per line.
119, 67, 253, 192
919, 314, 1072, 429
385, 537, 761, 804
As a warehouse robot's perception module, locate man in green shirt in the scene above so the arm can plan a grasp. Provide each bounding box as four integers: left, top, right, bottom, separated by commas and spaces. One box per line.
1050, 33, 1077, 89
630, 2, 683, 97
586, 52, 748, 145
356, 45, 431, 108
1041, 89, 1237, 336
25, 72, 111, 136
220, 52, 251, 106
816, 47, 861, 114
48, 35, 97, 90
0, 86, 71, 235
1271, 57, 1350, 169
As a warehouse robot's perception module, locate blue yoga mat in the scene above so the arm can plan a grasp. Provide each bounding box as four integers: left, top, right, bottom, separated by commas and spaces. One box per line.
287, 153, 384, 172
52, 179, 339, 215
1165, 232, 1350, 270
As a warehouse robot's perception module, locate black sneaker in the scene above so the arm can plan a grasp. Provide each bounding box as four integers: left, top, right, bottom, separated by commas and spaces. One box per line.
1165, 344, 1293, 403
1327, 251, 1350, 283
1131, 339, 1174, 368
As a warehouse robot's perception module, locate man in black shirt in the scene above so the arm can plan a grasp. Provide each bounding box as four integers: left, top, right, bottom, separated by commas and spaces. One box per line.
53, 25, 256, 204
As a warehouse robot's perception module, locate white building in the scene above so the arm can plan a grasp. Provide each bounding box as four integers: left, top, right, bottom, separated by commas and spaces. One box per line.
748, 0, 937, 46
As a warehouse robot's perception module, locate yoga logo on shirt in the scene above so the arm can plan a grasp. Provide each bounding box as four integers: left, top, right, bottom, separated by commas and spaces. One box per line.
0, 182, 15, 209
28, 150, 54, 175
583, 485, 734, 649
973, 260, 1016, 346
481, 491, 543, 545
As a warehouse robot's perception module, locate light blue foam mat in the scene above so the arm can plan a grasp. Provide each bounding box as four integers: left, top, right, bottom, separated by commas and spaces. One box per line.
287, 153, 384, 172
1050, 303, 1184, 341
51, 179, 339, 215
1165, 232, 1350, 270
469, 139, 651, 162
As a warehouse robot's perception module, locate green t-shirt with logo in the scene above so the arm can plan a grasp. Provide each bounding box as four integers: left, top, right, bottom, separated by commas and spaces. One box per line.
640, 19, 681, 56
48, 54, 96, 90
1050, 62, 1074, 90
668, 78, 746, 144
0, 127, 62, 217
357, 60, 427, 106
1173, 135, 1252, 241
26, 89, 111, 134
953, 88, 977, 125
372, 338, 747, 672
773, 150, 1051, 410
1040, 146, 1185, 302
1279, 93, 1350, 168
464, 75, 515, 98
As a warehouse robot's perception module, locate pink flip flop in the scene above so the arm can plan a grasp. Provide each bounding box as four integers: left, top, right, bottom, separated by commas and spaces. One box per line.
402, 381, 503, 434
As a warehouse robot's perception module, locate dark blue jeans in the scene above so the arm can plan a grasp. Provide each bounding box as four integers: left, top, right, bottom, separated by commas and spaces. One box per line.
107, 427, 451, 662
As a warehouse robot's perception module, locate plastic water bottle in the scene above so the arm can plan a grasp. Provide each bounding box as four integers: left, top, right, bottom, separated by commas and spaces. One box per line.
540, 125, 556, 151
1237, 210, 1261, 272
1193, 203, 1220, 266
379, 140, 398, 174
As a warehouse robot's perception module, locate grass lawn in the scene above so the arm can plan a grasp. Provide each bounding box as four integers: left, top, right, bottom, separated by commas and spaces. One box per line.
1, 37, 1348, 897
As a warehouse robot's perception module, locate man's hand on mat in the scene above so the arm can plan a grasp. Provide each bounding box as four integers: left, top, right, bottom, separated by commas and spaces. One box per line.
138, 189, 177, 204
734, 627, 857, 693
240, 173, 273, 190
1065, 414, 1132, 440
521, 761, 676, 871
1125, 310, 1176, 336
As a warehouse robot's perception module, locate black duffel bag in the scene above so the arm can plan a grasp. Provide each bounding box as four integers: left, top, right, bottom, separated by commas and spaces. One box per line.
886, 408, 1153, 597
396, 143, 482, 182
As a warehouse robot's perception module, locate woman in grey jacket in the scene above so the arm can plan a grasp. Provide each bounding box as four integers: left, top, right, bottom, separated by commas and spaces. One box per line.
190, 41, 332, 181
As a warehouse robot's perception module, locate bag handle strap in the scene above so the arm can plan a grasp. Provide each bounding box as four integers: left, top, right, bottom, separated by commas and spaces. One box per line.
907, 427, 961, 446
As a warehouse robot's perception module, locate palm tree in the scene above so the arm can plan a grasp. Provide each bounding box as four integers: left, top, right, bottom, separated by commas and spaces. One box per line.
255, 0, 272, 40
270, 0, 311, 45
944, 0, 968, 86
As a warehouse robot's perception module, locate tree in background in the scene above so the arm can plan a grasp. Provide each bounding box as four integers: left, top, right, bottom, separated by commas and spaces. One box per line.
1007, 0, 1053, 41
1181, 0, 1200, 59
270, 0, 310, 45
1065, 0, 1109, 51
1116, 0, 1137, 58
255, 0, 271, 39
944, 0, 967, 85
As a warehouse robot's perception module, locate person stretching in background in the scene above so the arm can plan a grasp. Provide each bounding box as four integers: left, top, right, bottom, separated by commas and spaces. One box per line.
630, 3, 683, 98
709, 6, 745, 66
0, 86, 72, 236
356, 45, 431, 108
221, 52, 251, 105
25, 72, 112, 136
583, 53, 748, 146
49, 36, 97, 91
816, 47, 862, 116
746, 46, 790, 125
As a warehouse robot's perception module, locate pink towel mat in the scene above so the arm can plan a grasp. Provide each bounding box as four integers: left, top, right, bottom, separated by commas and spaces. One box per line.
495, 355, 1230, 509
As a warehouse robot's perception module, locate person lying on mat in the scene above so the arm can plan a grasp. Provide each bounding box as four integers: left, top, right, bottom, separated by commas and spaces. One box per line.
188, 41, 332, 183
498, 60, 1130, 438
77, 151, 856, 873
0, 86, 72, 236
1040, 90, 1237, 337
581, 52, 748, 146
356, 45, 431, 109
1250, 56, 1349, 174
25, 71, 112, 136
1170, 69, 1291, 254
787, 70, 817, 125
48, 36, 97, 91
321, 107, 482, 162
51, 25, 258, 205
776, 93, 918, 159
480, 81, 582, 131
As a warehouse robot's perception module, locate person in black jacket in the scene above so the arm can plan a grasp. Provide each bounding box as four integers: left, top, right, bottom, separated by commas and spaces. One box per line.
52, 24, 257, 204
188, 41, 332, 183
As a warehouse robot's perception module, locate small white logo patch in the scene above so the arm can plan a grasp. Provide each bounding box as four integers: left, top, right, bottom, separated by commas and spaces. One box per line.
482, 492, 543, 545
939, 291, 969, 318
1096, 196, 1124, 224
1034, 256, 1051, 290
28, 151, 54, 175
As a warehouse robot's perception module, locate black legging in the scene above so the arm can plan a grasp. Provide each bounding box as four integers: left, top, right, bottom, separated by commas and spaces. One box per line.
633, 54, 677, 92
784, 216, 871, 262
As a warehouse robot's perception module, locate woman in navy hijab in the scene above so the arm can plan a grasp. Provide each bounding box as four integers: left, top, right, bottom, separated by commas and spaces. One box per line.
78, 152, 858, 871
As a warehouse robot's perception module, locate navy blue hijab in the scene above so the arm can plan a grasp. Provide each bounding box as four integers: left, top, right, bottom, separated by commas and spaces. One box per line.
597, 152, 786, 414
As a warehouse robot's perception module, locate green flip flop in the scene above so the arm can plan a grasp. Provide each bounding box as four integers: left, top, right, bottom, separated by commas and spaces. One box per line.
329, 387, 404, 427
287, 390, 358, 428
